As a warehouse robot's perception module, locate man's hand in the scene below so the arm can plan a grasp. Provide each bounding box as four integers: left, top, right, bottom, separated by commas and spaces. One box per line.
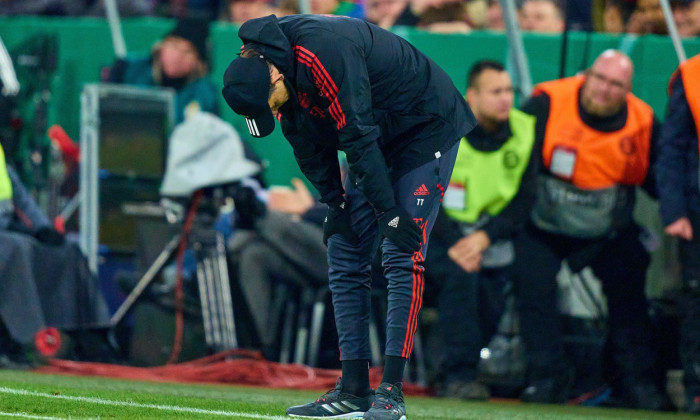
448, 230, 491, 272
665, 217, 693, 241
267, 178, 315, 215
377, 206, 422, 253
323, 200, 359, 245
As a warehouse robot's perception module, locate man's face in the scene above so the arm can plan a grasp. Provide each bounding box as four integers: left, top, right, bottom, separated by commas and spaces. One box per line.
603, 4, 626, 33
487, 1, 505, 30
365, 0, 408, 28
228, 0, 271, 24
673, 0, 700, 37
518, 0, 564, 33
310, 0, 339, 14
636, 0, 667, 33
466, 69, 514, 127
267, 65, 289, 117
581, 57, 632, 117
160, 36, 200, 79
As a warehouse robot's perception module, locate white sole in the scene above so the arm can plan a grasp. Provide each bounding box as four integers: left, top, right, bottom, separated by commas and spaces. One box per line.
287, 413, 364, 419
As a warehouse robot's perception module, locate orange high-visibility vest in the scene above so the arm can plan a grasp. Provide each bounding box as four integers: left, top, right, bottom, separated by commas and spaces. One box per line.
534, 76, 654, 189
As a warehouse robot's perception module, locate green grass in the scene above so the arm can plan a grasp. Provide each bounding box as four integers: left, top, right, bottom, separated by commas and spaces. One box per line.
0, 369, 695, 420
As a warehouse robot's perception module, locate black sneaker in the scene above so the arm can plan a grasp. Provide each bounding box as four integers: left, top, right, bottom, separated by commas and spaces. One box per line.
287, 379, 373, 418
363, 382, 406, 420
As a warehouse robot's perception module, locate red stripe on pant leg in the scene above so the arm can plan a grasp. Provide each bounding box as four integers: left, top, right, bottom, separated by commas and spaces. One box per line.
407, 255, 425, 357
402, 251, 425, 358
401, 221, 427, 358
401, 259, 418, 358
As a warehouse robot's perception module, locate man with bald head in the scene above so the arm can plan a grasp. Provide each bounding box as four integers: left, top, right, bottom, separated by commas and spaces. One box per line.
514, 50, 668, 410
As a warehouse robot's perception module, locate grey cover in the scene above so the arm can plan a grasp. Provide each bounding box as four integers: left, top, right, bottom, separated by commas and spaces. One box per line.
0, 231, 111, 344
160, 112, 261, 197
531, 175, 634, 239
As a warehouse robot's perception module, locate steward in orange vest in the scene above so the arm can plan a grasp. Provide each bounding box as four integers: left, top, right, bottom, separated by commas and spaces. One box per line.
513, 50, 667, 411
528, 74, 656, 238
655, 52, 700, 414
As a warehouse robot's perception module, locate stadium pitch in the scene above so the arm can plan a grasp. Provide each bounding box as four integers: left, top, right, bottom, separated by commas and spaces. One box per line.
0, 369, 695, 419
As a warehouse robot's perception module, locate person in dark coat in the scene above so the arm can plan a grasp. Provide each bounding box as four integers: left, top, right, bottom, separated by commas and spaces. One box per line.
108, 18, 219, 124
221, 14, 475, 420
655, 52, 700, 414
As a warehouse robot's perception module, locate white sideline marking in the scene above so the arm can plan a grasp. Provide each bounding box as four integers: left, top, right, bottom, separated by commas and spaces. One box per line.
0, 412, 62, 420
0, 386, 289, 419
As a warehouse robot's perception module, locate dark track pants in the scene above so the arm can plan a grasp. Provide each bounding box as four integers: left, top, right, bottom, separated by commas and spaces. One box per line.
679, 211, 700, 396
327, 143, 459, 360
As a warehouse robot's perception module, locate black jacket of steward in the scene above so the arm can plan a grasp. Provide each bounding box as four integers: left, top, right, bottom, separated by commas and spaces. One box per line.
238, 15, 476, 212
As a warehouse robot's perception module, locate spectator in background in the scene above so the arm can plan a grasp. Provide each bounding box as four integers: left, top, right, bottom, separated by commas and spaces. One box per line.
107, 18, 219, 124
518, 0, 565, 32
150, 0, 223, 19
655, 52, 700, 414
222, 0, 276, 24
364, 0, 419, 29
601, 0, 637, 33
516, 50, 668, 410
417, 0, 473, 33
486, 0, 505, 30
277, 0, 300, 15
81, 0, 156, 17
671, 0, 700, 37
310, 0, 364, 17
629, 0, 668, 34
427, 60, 539, 401
0, 0, 84, 15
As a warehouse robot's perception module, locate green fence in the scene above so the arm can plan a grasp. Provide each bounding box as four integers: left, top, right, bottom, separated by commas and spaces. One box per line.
2, 16, 699, 186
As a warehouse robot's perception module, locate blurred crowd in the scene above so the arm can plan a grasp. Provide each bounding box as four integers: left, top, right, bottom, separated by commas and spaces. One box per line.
0, 0, 698, 37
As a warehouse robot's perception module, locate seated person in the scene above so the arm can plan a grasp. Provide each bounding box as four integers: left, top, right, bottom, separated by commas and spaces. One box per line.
425, 60, 539, 400
0, 143, 111, 364
226, 176, 329, 361
107, 17, 219, 123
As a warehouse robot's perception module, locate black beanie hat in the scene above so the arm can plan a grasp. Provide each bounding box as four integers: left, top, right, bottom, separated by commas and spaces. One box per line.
167, 17, 210, 62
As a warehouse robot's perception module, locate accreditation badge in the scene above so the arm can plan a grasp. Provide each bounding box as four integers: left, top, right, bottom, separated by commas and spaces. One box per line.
443, 182, 466, 211
550, 146, 577, 179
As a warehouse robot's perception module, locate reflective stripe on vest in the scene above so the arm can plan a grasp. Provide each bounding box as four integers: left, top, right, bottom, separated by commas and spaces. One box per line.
531, 174, 635, 238
443, 108, 536, 224
0, 144, 13, 214
534, 76, 654, 189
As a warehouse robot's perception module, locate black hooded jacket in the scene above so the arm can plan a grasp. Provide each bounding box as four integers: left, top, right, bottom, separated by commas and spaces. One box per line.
238, 15, 475, 213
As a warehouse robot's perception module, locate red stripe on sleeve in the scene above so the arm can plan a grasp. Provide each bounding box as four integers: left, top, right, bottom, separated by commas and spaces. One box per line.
294, 46, 347, 129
